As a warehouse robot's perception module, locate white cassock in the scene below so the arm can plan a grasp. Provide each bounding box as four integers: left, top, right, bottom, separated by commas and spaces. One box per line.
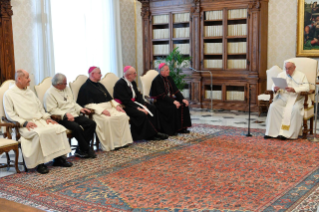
3, 85, 71, 168
265, 70, 310, 139
44, 86, 82, 119
85, 100, 133, 151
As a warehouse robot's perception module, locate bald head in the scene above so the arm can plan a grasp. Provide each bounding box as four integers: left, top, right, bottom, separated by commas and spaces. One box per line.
15, 69, 26, 82
15, 69, 30, 89
124, 67, 137, 82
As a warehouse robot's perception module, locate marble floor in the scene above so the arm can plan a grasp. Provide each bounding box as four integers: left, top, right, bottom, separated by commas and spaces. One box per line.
0, 109, 317, 178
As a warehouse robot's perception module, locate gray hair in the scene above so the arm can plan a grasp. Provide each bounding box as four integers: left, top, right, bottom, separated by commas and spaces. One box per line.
15, 69, 25, 82
52, 73, 66, 86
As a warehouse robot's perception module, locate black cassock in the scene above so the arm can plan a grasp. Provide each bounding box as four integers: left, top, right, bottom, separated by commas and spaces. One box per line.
150, 75, 191, 135
113, 78, 158, 140
77, 79, 113, 107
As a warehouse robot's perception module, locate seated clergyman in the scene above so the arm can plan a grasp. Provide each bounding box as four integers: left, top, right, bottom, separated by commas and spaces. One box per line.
44, 73, 97, 159
77, 66, 133, 151
150, 63, 192, 135
265, 60, 310, 140
3, 69, 73, 174
113, 66, 168, 141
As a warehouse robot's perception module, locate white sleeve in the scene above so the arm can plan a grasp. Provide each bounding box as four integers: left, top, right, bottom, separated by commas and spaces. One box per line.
85, 103, 105, 115
3, 93, 26, 126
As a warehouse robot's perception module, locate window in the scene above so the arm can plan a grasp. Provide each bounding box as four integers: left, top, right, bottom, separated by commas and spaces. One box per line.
50, 0, 121, 82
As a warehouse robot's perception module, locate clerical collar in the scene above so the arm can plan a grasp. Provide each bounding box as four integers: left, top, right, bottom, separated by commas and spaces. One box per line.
123, 77, 132, 87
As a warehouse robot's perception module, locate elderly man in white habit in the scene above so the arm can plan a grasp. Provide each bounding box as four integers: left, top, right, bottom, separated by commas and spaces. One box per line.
3, 69, 73, 174
44, 73, 97, 159
264, 60, 310, 140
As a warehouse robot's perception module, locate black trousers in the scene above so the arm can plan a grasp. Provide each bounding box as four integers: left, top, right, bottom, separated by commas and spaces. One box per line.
58, 116, 96, 152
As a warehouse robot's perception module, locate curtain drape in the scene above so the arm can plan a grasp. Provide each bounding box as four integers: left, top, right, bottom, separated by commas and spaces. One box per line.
50, 0, 123, 82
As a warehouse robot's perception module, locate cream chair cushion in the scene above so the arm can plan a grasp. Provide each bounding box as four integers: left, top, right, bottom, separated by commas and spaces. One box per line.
69, 75, 88, 101
258, 65, 283, 101
0, 138, 18, 147
100, 73, 119, 98
140, 70, 159, 99
34, 77, 52, 104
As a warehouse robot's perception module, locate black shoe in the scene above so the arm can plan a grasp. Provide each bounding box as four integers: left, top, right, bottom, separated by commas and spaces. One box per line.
87, 148, 97, 158
156, 132, 169, 139
36, 164, 49, 174
74, 148, 89, 158
179, 129, 190, 134
264, 135, 273, 139
53, 157, 73, 167
150, 136, 162, 141
279, 136, 287, 140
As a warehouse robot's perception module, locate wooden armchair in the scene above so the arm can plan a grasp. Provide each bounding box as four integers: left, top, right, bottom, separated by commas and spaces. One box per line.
140, 70, 158, 102
0, 122, 21, 173
266, 58, 318, 139
0, 80, 27, 171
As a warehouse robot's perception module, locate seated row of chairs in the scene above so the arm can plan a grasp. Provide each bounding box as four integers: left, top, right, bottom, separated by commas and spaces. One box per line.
0, 70, 160, 173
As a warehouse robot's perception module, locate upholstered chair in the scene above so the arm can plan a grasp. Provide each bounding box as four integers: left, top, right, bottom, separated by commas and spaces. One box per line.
282, 58, 318, 138
257, 65, 283, 116
266, 58, 318, 139
0, 80, 27, 171
100, 73, 119, 98
140, 70, 159, 102
69, 75, 88, 101
0, 122, 21, 173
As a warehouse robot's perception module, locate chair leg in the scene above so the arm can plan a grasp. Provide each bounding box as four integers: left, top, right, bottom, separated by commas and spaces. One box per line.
19, 144, 28, 172
310, 117, 314, 135
303, 119, 308, 139
5, 152, 10, 171
94, 133, 100, 151
12, 146, 20, 173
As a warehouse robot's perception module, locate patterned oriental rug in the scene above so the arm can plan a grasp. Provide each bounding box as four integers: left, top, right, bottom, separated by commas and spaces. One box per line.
1, 124, 319, 212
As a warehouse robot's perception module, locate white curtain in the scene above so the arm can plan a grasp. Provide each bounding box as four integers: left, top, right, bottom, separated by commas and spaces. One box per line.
50, 0, 123, 82
33, 0, 55, 84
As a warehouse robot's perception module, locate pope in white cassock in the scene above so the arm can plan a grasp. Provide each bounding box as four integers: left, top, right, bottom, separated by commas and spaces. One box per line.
265, 60, 310, 140
3, 69, 73, 174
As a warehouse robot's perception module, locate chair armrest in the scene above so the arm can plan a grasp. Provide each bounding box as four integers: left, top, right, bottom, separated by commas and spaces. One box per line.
300, 90, 315, 96
1, 116, 20, 128
264, 90, 274, 103
300, 90, 315, 109
80, 109, 95, 119
51, 115, 62, 122
1, 116, 21, 140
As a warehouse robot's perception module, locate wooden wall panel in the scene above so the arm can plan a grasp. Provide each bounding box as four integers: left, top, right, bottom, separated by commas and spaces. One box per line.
0, 0, 15, 83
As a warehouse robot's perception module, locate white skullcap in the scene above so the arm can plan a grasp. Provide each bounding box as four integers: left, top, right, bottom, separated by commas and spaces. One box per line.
284, 59, 296, 66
